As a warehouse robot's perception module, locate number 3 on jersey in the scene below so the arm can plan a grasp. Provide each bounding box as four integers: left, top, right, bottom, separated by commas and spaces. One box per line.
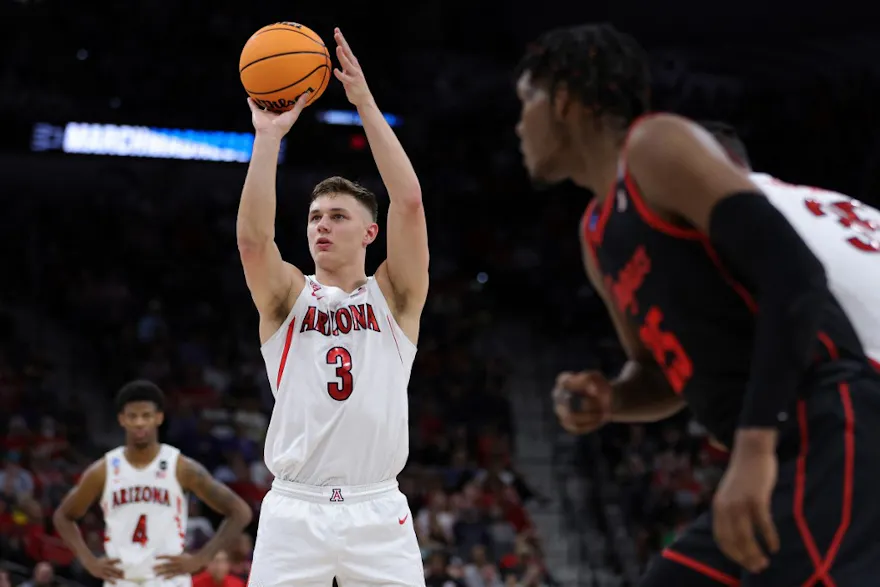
326, 347, 354, 401
132, 514, 148, 545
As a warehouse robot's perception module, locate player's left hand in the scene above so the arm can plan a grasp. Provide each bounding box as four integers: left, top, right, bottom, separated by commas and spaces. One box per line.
333, 28, 373, 107
712, 431, 780, 574
154, 553, 206, 578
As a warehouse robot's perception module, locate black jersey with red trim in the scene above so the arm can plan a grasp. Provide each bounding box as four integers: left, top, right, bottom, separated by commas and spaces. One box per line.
582, 167, 866, 447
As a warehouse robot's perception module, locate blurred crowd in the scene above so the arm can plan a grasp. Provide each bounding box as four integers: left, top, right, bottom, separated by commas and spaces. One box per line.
4, 3, 880, 586
0, 115, 583, 586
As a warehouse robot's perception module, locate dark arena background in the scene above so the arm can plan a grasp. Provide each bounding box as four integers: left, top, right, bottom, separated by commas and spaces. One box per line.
1, 1, 879, 586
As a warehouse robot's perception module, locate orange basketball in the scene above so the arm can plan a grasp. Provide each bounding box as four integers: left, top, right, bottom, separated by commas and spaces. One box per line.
239, 22, 331, 113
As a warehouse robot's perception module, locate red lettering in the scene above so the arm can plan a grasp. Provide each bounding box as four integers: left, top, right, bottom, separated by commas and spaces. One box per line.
132, 514, 148, 545
300, 307, 317, 332
350, 304, 367, 330
607, 245, 652, 315
365, 305, 381, 332
326, 346, 354, 401
336, 308, 352, 334
639, 307, 693, 394
805, 197, 879, 253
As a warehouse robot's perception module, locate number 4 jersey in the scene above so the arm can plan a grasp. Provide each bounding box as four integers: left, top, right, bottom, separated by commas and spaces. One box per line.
100, 444, 188, 582
752, 172, 880, 367
260, 275, 416, 486
583, 166, 871, 449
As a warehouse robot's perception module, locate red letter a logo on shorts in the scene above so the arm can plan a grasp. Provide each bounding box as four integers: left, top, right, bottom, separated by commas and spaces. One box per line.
329, 488, 344, 502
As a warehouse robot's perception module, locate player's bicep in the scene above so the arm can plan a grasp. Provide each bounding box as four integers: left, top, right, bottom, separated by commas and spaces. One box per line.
178, 457, 246, 516
626, 114, 759, 231
238, 242, 304, 316
382, 200, 430, 309
57, 459, 106, 519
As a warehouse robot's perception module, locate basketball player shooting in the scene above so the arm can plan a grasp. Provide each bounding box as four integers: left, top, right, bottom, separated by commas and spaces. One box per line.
53, 381, 252, 587
237, 28, 429, 587
514, 24, 880, 586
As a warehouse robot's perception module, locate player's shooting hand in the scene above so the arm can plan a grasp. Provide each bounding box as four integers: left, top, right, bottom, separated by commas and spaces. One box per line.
712, 430, 780, 574
247, 93, 310, 139
84, 556, 124, 583
333, 28, 373, 107
552, 370, 612, 435
154, 553, 206, 578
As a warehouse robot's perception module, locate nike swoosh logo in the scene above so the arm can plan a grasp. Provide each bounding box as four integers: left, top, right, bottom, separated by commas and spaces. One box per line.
398, 514, 408, 525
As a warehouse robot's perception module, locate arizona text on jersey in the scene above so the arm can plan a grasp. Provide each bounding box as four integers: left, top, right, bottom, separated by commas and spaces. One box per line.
260, 276, 416, 486
100, 444, 188, 582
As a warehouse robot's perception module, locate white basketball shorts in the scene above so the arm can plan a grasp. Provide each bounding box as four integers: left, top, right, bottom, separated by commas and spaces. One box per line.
248, 478, 425, 587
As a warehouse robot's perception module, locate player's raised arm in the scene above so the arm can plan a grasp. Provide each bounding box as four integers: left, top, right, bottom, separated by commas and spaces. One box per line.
333, 28, 429, 330
237, 96, 309, 341
54, 459, 125, 583
154, 456, 253, 578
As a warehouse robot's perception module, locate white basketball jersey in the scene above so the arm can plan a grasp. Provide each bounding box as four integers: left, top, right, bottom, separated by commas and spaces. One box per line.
260, 275, 416, 486
753, 173, 880, 364
100, 445, 188, 581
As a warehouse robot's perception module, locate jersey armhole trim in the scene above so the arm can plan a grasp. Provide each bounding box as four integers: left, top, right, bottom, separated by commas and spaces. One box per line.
622, 114, 704, 241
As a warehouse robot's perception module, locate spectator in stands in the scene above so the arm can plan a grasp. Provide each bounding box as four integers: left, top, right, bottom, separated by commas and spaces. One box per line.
192, 551, 244, 587
0, 452, 34, 501
19, 562, 55, 587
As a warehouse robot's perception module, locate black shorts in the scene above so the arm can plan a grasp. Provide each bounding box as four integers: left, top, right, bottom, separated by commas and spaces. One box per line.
640, 372, 880, 587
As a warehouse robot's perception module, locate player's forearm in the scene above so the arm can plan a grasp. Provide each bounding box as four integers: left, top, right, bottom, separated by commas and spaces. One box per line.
195, 508, 251, 561
53, 513, 97, 564
609, 360, 685, 422
237, 134, 282, 247
357, 100, 422, 206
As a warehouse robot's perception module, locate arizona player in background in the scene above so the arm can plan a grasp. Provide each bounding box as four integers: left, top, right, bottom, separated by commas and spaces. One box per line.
237, 28, 428, 587
515, 24, 880, 586
701, 120, 880, 369
54, 380, 252, 587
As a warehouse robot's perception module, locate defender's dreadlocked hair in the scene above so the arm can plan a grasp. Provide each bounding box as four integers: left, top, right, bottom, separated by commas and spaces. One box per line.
698, 120, 752, 170
516, 24, 651, 128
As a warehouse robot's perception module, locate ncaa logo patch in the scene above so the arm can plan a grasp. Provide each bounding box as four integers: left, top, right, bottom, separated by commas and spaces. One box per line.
329, 488, 344, 502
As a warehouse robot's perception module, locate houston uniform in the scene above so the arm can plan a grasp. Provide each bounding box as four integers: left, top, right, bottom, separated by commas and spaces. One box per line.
252, 275, 423, 587
753, 172, 880, 367
100, 444, 189, 587
582, 157, 880, 585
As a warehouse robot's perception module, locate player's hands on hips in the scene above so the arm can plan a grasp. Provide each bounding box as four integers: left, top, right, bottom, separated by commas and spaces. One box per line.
333, 28, 373, 107
247, 93, 309, 139
84, 556, 124, 583
552, 371, 613, 435
712, 430, 780, 574
154, 553, 206, 578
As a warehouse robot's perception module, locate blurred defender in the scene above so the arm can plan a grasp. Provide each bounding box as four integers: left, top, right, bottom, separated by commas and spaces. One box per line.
236, 29, 429, 586
54, 380, 252, 587
703, 120, 880, 368
515, 24, 880, 587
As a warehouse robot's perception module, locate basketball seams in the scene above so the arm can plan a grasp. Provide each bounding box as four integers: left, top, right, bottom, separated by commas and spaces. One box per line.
252, 26, 326, 48
240, 22, 330, 110
246, 64, 329, 96
239, 51, 329, 74
308, 56, 331, 106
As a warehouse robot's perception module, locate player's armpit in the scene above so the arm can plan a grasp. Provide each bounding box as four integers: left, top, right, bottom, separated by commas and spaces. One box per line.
624, 113, 759, 231
55, 458, 106, 520
238, 245, 304, 324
